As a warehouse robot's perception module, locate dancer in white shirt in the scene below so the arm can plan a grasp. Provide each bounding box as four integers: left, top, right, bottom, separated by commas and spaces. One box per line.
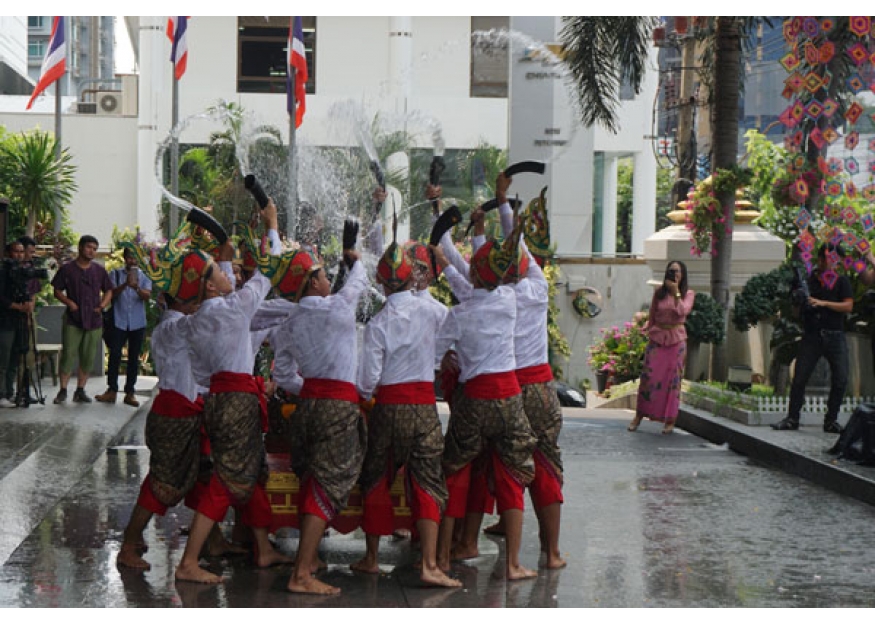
352, 233, 461, 589
173, 200, 292, 584
431, 233, 538, 581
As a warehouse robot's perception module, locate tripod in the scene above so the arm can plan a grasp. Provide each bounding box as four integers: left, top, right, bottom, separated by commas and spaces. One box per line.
15, 311, 45, 407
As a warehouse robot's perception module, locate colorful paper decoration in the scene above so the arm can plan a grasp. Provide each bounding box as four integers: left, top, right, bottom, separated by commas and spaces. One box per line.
849, 16, 871, 37
847, 73, 865, 94
847, 181, 857, 198
799, 228, 816, 247
820, 18, 835, 33
847, 43, 869, 65
862, 214, 875, 231
803, 17, 821, 37
781, 52, 801, 72
844, 256, 855, 271
817, 224, 834, 241
853, 259, 867, 274
795, 207, 812, 230
845, 131, 859, 149
822, 98, 839, 117
842, 207, 859, 226
846, 156, 860, 175
863, 186, 875, 201
804, 71, 825, 93
821, 269, 838, 290
819, 41, 836, 63
822, 127, 838, 144
805, 99, 824, 119
804, 41, 820, 65
846, 101, 864, 124
825, 205, 842, 221
809, 127, 826, 149
857, 239, 871, 254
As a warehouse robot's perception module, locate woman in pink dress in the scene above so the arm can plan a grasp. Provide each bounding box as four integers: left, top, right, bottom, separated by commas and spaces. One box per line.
628, 261, 694, 434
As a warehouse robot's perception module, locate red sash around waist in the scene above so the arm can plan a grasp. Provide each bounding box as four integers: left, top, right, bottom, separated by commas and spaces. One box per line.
300, 378, 360, 404
151, 389, 204, 418
464, 371, 521, 400
210, 371, 267, 432
515, 363, 554, 386
375, 381, 436, 405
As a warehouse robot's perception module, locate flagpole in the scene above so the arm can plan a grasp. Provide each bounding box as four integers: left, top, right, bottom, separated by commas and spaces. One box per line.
288, 68, 297, 242
170, 74, 179, 234
52, 17, 65, 235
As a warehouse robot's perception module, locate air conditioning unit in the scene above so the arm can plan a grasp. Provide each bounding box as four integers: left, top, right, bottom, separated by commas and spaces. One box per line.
96, 90, 122, 115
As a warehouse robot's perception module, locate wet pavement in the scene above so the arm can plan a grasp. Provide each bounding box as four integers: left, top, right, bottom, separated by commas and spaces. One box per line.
0, 377, 874, 607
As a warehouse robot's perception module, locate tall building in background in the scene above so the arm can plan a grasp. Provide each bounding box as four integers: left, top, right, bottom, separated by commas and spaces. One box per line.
27, 16, 115, 100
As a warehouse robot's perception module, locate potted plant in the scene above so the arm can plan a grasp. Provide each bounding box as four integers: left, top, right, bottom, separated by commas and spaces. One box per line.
588, 316, 648, 391
684, 292, 726, 381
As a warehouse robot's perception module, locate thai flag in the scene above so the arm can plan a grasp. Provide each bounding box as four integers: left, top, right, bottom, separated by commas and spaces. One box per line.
167, 16, 189, 80
287, 16, 308, 128
26, 16, 66, 110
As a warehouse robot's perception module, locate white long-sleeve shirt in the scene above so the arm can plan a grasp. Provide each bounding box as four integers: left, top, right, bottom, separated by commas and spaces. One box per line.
178, 229, 283, 387
358, 290, 448, 399
496, 203, 550, 369
152, 309, 201, 402
251, 261, 369, 385
434, 285, 517, 382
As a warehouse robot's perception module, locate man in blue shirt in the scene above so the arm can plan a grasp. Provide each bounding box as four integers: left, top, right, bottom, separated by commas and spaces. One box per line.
96, 248, 152, 407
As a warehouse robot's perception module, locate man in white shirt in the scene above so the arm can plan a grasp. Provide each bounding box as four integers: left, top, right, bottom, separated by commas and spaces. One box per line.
431, 236, 538, 581
174, 201, 292, 584
251, 240, 369, 595
352, 240, 460, 589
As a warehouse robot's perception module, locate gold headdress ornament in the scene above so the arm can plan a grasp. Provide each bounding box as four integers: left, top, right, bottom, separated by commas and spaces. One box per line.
522, 186, 550, 265
235, 221, 321, 301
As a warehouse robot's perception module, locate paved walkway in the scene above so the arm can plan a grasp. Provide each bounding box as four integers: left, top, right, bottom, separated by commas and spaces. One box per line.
0, 377, 873, 607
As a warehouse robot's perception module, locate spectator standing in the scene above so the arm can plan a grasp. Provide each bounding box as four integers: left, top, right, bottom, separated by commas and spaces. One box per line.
51, 235, 113, 404
96, 248, 152, 407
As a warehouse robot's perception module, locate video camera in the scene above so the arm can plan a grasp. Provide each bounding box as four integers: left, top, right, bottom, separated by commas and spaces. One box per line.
791, 264, 811, 310
2, 258, 48, 302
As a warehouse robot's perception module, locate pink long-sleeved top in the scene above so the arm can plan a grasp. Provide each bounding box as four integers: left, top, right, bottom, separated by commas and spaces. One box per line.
644, 289, 695, 346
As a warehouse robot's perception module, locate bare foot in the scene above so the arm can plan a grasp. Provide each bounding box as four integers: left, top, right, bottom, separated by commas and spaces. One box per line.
436, 557, 451, 573
175, 562, 224, 584
420, 565, 463, 588
117, 543, 151, 570
662, 422, 675, 435
628, 415, 643, 432
543, 554, 567, 570
255, 547, 294, 568
483, 522, 505, 536
287, 575, 341, 595
204, 534, 249, 558
350, 557, 380, 574
507, 564, 538, 581
450, 544, 479, 561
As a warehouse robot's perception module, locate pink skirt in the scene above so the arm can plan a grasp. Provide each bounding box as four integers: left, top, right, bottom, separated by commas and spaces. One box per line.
635, 340, 686, 423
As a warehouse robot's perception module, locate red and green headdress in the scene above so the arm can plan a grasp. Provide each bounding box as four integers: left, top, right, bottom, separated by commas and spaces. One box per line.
404, 241, 438, 285
236, 222, 321, 301
376, 207, 413, 293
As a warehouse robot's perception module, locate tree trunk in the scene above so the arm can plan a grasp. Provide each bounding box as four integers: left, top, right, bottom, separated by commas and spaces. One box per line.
25, 209, 36, 238
709, 17, 742, 382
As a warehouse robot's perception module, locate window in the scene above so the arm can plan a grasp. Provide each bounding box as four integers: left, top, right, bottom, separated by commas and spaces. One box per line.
28, 40, 46, 58
28, 16, 46, 29
471, 16, 508, 98
237, 16, 315, 95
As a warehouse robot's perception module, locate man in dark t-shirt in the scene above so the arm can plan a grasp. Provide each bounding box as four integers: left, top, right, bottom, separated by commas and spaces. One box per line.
773, 243, 853, 433
51, 235, 113, 404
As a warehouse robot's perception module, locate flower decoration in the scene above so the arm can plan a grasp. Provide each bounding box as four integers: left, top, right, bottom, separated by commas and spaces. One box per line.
850, 16, 871, 37
588, 318, 648, 380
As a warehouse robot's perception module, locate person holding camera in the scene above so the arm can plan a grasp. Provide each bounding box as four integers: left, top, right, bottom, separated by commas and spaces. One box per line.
96, 248, 152, 407
628, 260, 695, 434
772, 243, 853, 433
0, 241, 35, 407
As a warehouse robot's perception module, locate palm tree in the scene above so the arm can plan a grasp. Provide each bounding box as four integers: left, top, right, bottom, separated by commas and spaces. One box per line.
0, 130, 77, 237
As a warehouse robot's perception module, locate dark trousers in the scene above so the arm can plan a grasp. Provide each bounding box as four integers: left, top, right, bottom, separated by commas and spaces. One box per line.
787, 329, 849, 423
106, 325, 145, 394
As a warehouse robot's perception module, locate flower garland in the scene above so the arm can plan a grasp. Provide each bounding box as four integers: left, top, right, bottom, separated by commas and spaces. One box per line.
684, 167, 753, 257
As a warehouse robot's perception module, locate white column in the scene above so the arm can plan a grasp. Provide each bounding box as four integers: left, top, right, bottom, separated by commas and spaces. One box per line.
135, 16, 163, 241
632, 147, 658, 256
601, 155, 618, 256
388, 17, 412, 115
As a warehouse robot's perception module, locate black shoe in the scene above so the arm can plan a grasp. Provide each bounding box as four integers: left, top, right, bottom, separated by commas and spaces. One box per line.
53, 389, 67, 404
823, 420, 843, 434
826, 441, 842, 455
771, 418, 799, 431
73, 388, 92, 403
